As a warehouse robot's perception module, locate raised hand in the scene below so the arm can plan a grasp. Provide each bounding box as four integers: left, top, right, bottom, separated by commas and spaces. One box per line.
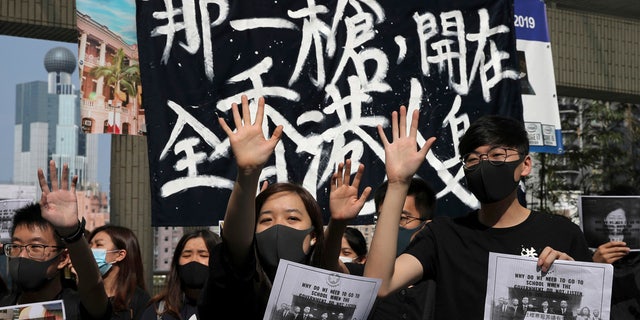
37, 160, 79, 232
377, 106, 435, 184
329, 160, 372, 221
218, 95, 283, 173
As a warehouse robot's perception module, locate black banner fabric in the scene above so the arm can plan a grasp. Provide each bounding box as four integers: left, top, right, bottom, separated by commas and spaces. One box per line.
136, 0, 523, 226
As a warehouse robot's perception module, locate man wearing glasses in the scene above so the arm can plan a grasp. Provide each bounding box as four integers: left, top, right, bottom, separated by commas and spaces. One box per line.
368, 177, 437, 320
365, 108, 594, 319
0, 160, 111, 319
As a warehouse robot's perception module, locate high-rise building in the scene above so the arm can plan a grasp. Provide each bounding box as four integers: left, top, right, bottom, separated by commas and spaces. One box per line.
13, 47, 98, 195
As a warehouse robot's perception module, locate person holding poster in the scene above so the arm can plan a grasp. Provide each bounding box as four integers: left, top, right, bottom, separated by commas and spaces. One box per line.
364, 106, 593, 319
198, 96, 370, 319
593, 186, 640, 320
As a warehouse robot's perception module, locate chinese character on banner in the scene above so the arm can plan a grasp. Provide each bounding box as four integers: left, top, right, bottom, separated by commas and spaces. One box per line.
135, 0, 523, 226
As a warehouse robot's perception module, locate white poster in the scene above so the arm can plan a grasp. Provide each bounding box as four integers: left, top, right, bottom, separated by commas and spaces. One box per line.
515, 0, 564, 154
264, 260, 381, 320
579, 195, 640, 251
485, 252, 613, 320
0, 299, 65, 319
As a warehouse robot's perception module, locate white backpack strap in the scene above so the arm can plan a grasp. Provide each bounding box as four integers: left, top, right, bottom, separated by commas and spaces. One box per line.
156, 301, 165, 320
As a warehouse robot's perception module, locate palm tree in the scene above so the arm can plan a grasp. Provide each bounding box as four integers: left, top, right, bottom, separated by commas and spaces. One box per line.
90, 48, 140, 109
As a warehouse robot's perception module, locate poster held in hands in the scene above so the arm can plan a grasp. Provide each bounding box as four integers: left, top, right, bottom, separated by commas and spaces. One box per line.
485, 252, 613, 320
579, 195, 640, 251
264, 259, 381, 320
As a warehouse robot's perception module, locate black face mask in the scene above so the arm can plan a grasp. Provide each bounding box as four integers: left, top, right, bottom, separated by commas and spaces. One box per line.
464, 158, 523, 204
178, 261, 209, 289
255, 225, 313, 280
9, 257, 58, 292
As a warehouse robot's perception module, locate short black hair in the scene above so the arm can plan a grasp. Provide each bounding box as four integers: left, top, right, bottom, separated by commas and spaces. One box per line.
12, 202, 64, 247
458, 115, 529, 156
373, 177, 437, 220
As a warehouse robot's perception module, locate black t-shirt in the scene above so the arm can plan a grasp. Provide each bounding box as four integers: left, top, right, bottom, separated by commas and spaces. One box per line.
405, 210, 592, 320
367, 279, 435, 320
610, 252, 640, 319
140, 298, 199, 320
198, 242, 272, 319
112, 286, 151, 320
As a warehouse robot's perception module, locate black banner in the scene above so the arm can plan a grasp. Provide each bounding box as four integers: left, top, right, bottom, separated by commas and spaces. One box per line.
136, 0, 523, 226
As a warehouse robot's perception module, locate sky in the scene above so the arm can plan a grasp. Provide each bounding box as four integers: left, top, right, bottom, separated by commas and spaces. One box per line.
76, 0, 137, 45
0, 35, 112, 192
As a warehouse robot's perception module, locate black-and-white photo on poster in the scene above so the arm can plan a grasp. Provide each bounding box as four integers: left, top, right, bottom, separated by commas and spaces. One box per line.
579, 196, 640, 251
485, 252, 613, 320
264, 260, 381, 320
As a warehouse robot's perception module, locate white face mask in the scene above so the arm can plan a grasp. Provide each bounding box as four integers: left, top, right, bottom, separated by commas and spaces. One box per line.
339, 256, 354, 263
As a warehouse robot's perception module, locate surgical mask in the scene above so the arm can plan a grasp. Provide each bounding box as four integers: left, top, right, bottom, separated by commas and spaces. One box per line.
397, 223, 424, 256
91, 248, 117, 276
9, 257, 58, 292
178, 261, 209, 289
256, 225, 313, 280
339, 256, 354, 263
464, 159, 523, 204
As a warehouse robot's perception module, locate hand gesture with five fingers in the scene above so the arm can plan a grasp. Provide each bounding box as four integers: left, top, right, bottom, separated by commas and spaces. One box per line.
329, 159, 372, 221
37, 160, 80, 234
377, 106, 436, 184
218, 95, 283, 173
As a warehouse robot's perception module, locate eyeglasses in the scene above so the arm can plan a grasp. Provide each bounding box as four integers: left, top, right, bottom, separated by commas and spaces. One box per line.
399, 215, 425, 227
461, 147, 523, 170
3, 243, 63, 259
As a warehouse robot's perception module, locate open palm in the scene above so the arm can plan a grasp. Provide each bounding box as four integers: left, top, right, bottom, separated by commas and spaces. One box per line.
329, 160, 372, 221
38, 160, 79, 229
219, 95, 283, 172
378, 106, 435, 184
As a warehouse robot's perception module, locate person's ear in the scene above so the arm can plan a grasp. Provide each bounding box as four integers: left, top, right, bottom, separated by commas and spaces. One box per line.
310, 237, 316, 246
112, 249, 127, 263
56, 249, 70, 270
520, 155, 532, 177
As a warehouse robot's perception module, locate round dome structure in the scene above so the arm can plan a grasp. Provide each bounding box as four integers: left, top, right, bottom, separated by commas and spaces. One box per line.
44, 47, 77, 74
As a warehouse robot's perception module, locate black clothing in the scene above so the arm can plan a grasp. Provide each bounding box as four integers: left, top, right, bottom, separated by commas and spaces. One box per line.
610, 252, 640, 320
140, 297, 199, 320
405, 210, 592, 320
112, 286, 151, 320
198, 242, 272, 319
345, 263, 365, 276
367, 279, 435, 320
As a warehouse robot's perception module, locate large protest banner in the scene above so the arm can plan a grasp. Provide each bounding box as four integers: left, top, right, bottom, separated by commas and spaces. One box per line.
136, 0, 524, 226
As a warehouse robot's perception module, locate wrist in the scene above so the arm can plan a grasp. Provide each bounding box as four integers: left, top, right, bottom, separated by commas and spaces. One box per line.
55, 217, 86, 244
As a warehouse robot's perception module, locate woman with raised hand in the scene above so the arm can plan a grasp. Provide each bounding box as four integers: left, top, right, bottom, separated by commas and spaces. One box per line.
198, 95, 369, 319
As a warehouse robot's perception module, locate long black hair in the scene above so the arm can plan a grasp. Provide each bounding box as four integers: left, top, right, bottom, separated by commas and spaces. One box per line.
148, 229, 221, 319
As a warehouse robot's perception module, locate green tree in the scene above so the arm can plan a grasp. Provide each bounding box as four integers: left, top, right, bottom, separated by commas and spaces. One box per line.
534, 100, 640, 213
90, 48, 141, 108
